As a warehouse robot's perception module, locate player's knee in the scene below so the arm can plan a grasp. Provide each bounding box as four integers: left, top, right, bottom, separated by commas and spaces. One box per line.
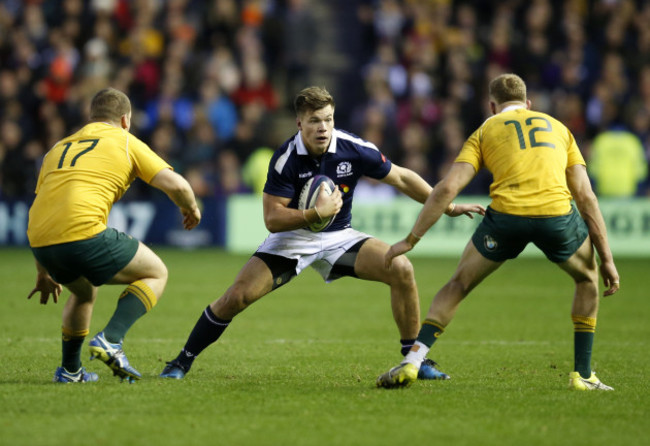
572, 262, 599, 287
388, 255, 415, 285
220, 284, 255, 314
158, 262, 169, 283
148, 263, 168, 298
575, 273, 599, 296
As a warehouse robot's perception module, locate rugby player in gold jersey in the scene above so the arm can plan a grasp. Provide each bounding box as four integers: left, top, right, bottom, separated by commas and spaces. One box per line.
377, 74, 619, 391
27, 88, 201, 383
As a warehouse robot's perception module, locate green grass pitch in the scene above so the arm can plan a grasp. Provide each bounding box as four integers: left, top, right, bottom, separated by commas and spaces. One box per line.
1, 247, 648, 446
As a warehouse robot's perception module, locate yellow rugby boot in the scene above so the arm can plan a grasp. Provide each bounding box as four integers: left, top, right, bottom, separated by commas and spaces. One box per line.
376, 363, 418, 389
568, 371, 613, 391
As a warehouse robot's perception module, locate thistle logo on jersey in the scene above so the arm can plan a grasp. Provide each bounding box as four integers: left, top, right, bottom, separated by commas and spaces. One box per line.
484, 235, 497, 251
336, 161, 353, 177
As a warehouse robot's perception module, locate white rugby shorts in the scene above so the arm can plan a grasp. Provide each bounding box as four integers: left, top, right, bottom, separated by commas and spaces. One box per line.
255, 228, 371, 282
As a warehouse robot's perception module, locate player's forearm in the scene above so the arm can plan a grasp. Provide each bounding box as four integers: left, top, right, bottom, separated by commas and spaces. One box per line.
166, 182, 199, 213
396, 170, 433, 203
409, 187, 456, 243
264, 206, 320, 233
150, 169, 199, 212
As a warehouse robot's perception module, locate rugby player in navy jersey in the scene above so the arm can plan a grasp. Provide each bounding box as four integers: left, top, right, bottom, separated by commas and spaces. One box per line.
160, 86, 485, 380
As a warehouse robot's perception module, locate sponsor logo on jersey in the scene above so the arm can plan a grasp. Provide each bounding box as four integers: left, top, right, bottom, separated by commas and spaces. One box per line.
299, 171, 313, 178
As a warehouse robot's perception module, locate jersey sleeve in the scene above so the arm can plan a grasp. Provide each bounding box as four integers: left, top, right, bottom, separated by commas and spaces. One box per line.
565, 128, 586, 168
263, 149, 296, 198
33, 154, 48, 194
128, 135, 172, 183
454, 127, 483, 171
360, 145, 392, 179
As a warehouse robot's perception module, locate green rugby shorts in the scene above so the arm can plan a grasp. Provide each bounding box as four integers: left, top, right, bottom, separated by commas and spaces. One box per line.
472, 206, 589, 263
31, 228, 139, 286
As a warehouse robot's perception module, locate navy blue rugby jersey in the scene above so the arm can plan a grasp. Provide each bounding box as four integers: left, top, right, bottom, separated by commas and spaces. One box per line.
263, 128, 392, 231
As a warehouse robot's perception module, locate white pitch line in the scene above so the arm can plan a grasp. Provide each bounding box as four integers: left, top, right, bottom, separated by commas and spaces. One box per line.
3, 337, 572, 346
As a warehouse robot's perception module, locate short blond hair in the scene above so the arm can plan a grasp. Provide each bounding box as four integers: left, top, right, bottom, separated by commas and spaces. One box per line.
489, 74, 527, 105
293, 86, 335, 116
89, 87, 131, 122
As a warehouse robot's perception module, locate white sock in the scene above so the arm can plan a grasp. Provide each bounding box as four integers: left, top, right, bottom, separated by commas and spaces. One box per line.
401, 341, 429, 368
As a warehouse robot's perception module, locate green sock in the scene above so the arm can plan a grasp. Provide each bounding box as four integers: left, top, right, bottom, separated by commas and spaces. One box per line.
417, 319, 445, 348
103, 281, 157, 343
61, 328, 88, 372
572, 315, 596, 379
61, 336, 85, 371
574, 331, 594, 379
102, 292, 147, 343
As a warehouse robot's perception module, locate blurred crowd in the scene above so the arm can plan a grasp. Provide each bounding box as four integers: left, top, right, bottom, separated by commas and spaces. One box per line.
348, 0, 650, 198
0, 0, 649, 201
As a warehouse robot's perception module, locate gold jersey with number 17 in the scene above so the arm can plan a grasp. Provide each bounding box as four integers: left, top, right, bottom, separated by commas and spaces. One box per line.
27, 122, 171, 247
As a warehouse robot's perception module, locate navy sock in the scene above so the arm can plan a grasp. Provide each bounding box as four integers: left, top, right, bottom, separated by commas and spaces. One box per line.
400, 338, 416, 356
175, 306, 231, 368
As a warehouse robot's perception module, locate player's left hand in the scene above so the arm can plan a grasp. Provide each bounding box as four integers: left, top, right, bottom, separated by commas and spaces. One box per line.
448, 203, 486, 218
28, 275, 62, 305
182, 206, 202, 230
600, 261, 620, 296
385, 239, 414, 269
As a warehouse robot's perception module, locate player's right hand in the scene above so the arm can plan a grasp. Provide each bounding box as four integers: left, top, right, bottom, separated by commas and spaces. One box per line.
28, 274, 62, 305
315, 183, 342, 218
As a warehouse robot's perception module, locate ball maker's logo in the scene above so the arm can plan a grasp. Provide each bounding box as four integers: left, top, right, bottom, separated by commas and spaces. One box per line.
484, 235, 497, 251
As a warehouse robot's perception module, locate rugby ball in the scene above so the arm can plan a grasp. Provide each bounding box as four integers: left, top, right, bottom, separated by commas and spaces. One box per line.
298, 175, 336, 232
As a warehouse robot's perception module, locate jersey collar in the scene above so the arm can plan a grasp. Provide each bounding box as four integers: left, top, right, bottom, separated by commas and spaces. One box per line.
500, 104, 526, 113
295, 130, 338, 155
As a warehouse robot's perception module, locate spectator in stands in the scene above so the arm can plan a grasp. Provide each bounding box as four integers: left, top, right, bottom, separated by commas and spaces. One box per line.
588, 124, 648, 197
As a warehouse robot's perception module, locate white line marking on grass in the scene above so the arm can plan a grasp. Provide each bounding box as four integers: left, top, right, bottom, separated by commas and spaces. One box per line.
13, 338, 634, 346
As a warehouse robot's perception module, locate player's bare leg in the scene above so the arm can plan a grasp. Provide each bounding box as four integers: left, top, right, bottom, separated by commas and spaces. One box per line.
53, 277, 99, 383
558, 237, 612, 390
108, 241, 168, 297
161, 256, 275, 379
355, 238, 449, 380
211, 256, 275, 319
425, 241, 502, 326
377, 241, 501, 388
354, 238, 420, 340
90, 242, 169, 382
62, 277, 98, 336
558, 237, 599, 318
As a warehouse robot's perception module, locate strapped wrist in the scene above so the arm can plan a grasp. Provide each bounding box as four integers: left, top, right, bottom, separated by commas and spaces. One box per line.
313, 206, 324, 222
406, 231, 422, 246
